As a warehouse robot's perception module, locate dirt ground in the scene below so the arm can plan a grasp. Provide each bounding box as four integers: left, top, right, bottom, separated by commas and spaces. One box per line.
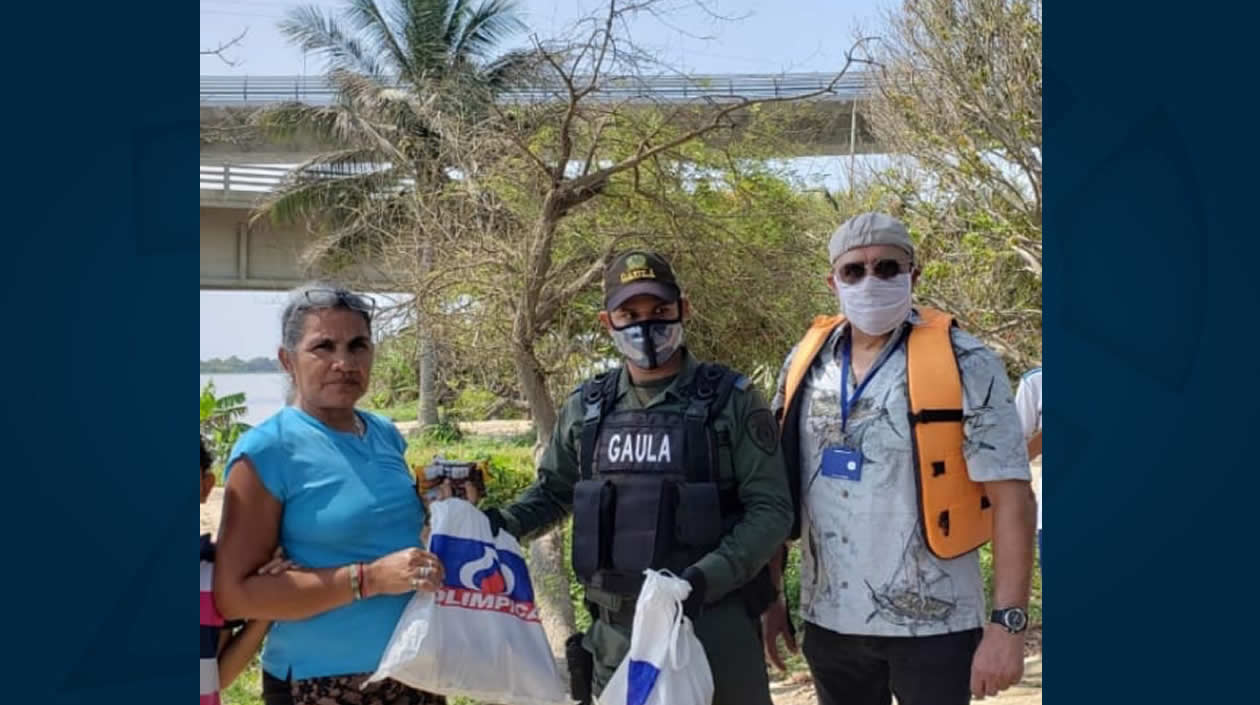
393, 419, 533, 437
201, 423, 1042, 705
768, 656, 1042, 705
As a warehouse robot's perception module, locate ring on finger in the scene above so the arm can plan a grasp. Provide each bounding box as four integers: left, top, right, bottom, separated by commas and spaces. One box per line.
410, 576, 421, 590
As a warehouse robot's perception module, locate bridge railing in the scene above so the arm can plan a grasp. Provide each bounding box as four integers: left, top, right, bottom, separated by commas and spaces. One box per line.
200, 163, 292, 194
201, 163, 418, 196
200, 72, 875, 106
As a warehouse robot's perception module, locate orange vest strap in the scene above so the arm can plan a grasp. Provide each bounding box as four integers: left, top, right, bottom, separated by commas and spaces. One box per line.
905, 307, 992, 559
906, 308, 963, 421
779, 315, 846, 427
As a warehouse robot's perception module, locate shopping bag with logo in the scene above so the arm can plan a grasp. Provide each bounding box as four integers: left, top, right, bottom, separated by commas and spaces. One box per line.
367, 498, 569, 705
597, 569, 714, 705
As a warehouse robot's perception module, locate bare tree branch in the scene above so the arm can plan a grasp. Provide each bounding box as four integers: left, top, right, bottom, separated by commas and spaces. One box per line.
566, 39, 877, 197
200, 28, 249, 67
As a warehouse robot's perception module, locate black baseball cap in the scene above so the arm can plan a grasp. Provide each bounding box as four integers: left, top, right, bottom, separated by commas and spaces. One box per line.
603, 250, 681, 310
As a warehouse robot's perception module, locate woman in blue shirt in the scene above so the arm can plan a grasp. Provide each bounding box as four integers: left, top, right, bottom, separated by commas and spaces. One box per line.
214, 283, 447, 705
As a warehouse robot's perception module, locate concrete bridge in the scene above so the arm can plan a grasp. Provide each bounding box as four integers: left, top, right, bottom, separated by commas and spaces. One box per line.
201, 71, 879, 290
199, 165, 402, 291
200, 72, 882, 163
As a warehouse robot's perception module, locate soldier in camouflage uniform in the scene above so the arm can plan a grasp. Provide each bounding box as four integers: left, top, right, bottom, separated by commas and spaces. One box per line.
484, 251, 792, 705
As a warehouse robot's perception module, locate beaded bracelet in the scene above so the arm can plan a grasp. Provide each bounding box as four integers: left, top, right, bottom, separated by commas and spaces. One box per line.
350, 563, 363, 601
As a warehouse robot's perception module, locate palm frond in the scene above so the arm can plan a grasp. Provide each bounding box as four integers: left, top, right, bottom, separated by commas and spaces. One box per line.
298, 222, 375, 276
440, 0, 474, 49
402, 0, 458, 77
280, 4, 387, 79
344, 0, 414, 79
251, 102, 381, 149
323, 70, 441, 155
297, 196, 415, 274
480, 47, 544, 91
329, 69, 409, 111
252, 157, 403, 227
452, 0, 525, 62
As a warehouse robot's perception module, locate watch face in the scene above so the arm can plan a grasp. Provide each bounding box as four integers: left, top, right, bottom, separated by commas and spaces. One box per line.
1004, 609, 1028, 632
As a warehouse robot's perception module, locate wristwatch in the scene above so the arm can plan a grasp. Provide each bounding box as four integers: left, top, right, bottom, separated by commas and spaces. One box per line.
990, 607, 1028, 634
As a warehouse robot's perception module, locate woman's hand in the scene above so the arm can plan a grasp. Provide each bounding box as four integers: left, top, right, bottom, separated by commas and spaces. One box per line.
366, 548, 446, 596
256, 546, 301, 575
434, 478, 484, 504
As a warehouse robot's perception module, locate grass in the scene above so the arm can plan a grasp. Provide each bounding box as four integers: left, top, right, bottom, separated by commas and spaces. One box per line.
221, 656, 263, 705
362, 403, 419, 423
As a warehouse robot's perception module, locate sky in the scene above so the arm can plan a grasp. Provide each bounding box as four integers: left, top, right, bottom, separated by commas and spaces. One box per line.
201, 291, 413, 360
200, 0, 891, 361
201, 290, 289, 360
201, 0, 889, 76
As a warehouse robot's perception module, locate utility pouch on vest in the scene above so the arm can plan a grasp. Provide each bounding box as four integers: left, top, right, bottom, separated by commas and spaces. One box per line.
572, 479, 615, 583
611, 476, 678, 575
675, 482, 724, 548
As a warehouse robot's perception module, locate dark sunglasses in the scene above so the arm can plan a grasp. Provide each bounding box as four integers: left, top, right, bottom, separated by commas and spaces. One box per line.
835, 258, 913, 286
304, 288, 376, 317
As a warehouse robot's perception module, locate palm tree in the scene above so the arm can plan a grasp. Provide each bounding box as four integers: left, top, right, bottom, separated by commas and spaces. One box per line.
251, 0, 530, 427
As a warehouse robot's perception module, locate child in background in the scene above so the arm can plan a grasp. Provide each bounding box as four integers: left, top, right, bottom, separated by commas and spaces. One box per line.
1014, 368, 1043, 579
201, 438, 293, 705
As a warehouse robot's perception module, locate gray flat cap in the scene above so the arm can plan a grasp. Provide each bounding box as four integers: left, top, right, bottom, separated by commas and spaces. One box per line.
828, 212, 915, 263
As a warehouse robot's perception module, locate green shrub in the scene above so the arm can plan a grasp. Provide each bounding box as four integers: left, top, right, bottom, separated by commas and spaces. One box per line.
419, 416, 464, 443
451, 386, 497, 420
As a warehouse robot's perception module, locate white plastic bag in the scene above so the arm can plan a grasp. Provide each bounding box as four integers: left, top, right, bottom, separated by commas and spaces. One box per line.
597, 570, 714, 705
367, 499, 570, 705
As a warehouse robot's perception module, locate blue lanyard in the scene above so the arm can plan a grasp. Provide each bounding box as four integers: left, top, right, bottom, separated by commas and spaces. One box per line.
840, 333, 902, 432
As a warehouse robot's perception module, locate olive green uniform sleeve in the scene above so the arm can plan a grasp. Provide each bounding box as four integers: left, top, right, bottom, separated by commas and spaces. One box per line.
690, 385, 793, 602
495, 390, 585, 541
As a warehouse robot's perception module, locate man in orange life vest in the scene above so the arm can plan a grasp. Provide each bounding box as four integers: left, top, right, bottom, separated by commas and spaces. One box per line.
760, 213, 1037, 704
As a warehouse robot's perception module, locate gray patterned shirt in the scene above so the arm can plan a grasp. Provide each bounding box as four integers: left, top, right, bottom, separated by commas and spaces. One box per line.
771, 309, 1030, 637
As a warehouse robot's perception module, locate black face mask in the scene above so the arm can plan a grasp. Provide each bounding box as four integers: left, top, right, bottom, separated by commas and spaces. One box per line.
609, 317, 685, 369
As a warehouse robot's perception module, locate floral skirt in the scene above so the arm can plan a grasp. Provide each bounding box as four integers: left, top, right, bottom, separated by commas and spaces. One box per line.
262, 670, 446, 705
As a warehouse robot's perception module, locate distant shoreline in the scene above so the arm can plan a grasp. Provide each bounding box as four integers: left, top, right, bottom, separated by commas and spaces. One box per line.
200, 356, 283, 374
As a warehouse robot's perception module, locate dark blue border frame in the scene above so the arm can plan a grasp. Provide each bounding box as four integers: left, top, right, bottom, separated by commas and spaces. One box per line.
1048, 0, 1260, 699
0, 3, 191, 700
2, 1, 1257, 701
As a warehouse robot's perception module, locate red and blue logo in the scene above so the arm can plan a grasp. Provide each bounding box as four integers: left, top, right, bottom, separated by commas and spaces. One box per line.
430, 534, 538, 621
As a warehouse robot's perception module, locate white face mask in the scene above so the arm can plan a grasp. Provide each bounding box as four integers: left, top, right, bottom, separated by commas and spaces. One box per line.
835, 272, 913, 336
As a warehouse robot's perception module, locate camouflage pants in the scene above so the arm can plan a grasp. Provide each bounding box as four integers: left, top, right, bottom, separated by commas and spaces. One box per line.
262, 671, 446, 705
583, 595, 773, 705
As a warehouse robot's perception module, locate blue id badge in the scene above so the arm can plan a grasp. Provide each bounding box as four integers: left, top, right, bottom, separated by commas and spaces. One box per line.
821, 446, 863, 481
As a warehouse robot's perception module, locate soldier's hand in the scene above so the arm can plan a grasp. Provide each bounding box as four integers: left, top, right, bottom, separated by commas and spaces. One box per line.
484, 507, 507, 536
761, 596, 798, 672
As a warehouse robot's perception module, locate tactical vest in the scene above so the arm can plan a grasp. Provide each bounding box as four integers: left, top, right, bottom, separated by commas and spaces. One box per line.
571, 363, 745, 602
777, 308, 994, 560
